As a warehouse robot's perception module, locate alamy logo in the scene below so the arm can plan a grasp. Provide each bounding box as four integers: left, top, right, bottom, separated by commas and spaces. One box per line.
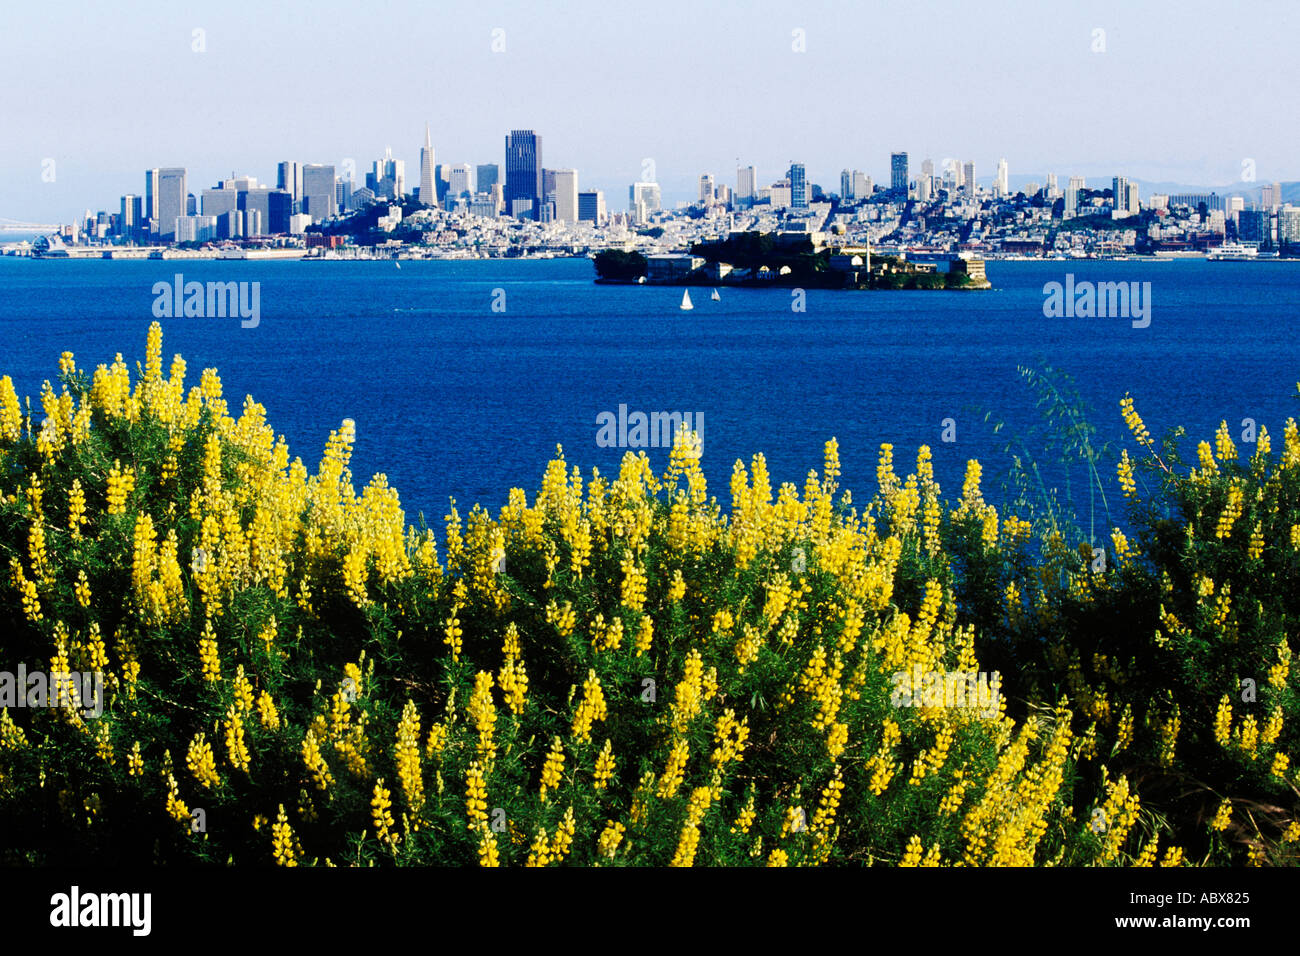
50, 886, 151, 936
1042, 273, 1151, 328
890, 665, 1001, 719
0, 665, 102, 718
152, 273, 260, 328
595, 404, 703, 458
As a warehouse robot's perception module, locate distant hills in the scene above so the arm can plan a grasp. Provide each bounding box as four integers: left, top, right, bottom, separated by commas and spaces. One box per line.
1004, 174, 1298, 204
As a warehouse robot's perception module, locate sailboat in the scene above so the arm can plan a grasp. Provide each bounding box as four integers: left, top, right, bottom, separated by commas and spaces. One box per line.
680, 290, 694, 311
395, 261, 402, 269
711, 288, 720, 301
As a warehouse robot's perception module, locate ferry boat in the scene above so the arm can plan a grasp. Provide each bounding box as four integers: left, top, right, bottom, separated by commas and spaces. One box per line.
1207, 241, 1259, 261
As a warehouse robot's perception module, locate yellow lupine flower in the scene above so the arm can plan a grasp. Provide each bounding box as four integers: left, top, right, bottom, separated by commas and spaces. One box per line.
465, 761, 489, 830
270, 805, 298, 866
539, 737, 565, 801
1210, 798, 1232, 832
1120, 395, 1152, 447
395, 700, 423, 810
657, 737, 689, 799
1213, 695, 1233, 747
1269, 752, 1289, 781
186, 732, 220, 789
593, 738, 616, 790
371, 779, 396, 844
477, 828, 500, 867
571, 669, 607, 743
257, 691, 281, 731
105, 460, 135, 515
900, 834, 924, 867
224, 706, 251, 772
597, 820, 625, 859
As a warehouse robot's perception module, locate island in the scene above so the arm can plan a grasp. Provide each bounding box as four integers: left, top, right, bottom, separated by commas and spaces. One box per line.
593, 229, 991, 290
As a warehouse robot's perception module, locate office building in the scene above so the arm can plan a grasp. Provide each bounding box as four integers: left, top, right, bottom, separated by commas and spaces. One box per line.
119, 195, 142, 240
1278, 206, 1300, 246
891, 152, 908, 195
448, 164, 474, 199
277, 162, 302, 202
995, 159, 1008, 198
552, 168, 578, 222
476, 164, 499, 195
737, 165, 757, 202
789, 163, 807, 208
505, 130, 543, 220
268, 190, 293, 234
240, 187, 271, 236
629, 181, 661, 224
578, 189, 606, 224
174, 214, 217, 244
418, 125, 436, 204
963, 161, 976, 198
699, 173, 715, 205
151, 168, 186, 241
301, 164, 337, 222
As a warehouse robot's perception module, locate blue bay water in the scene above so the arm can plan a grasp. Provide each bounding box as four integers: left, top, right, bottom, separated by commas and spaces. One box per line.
1, 256, 1298, 530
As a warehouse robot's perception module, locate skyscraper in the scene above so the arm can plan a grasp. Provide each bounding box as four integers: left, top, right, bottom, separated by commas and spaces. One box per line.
578, 190, 606, 225
840, 169, 854, 201
276, 162, 302, 203
995, 159, 1009, 198
419, 125, 436, 205
963, 161, 976, 198
789, 163, 807, 209
202, 185, 238, 237
476, 164, 499, 195
552, 169, 579, 223
629, 182, 660, 224
156, 168, 186, 241
737, 166, 756, 203
505, 130, 543, 220
301, 164, 337, 222
891, 152, 908, 195
699, 173, 715, 205
448, 164, 474, 199
120, 194, 142, 240
144, 169, 160, 224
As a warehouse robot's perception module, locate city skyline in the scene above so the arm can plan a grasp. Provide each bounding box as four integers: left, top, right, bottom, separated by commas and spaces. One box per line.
4, 0, 1300, 222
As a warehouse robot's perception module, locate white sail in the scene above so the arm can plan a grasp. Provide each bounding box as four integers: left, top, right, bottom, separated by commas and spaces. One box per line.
680, 290, 693, 310
711, 289, 720, 301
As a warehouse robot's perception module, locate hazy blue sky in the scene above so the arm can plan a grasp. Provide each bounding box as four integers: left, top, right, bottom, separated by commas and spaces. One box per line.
3, 0, 1297, 222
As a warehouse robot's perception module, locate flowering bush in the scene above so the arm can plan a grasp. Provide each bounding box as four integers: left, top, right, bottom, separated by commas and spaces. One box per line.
0, 325, 1294, 866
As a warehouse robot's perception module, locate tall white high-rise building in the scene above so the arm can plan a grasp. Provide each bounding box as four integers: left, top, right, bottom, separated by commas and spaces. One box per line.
155, 168, 186, 240
448, 164, 474, 198
699, 173, 715, 204
418, 125, 436, 205
736, 165, 756, 202
552, 168, 578, 222
1045, 172, 1058, 198
629, 181, 661, 224
1064, 176, 1085, 219
301, 164, 337, 222
995, 158, 1009, 198
962, 161, 976, 198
